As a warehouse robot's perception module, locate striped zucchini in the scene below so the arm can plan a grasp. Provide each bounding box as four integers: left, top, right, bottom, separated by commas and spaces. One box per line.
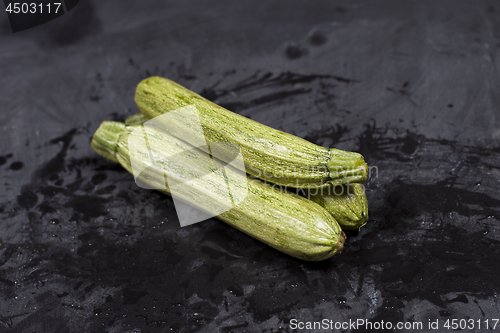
91, 120, 346, 261
134, 76, 368, 189
308, 183, 368, 230
125, 113, 369, 231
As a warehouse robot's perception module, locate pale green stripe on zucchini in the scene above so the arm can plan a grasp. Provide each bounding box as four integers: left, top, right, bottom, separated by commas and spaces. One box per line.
134, 76, 368, 189
91, 120, 346, 261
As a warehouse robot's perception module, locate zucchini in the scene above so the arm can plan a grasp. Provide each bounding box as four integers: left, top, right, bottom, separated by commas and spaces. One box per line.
91, 120, 346, 261
134, 76, 368, 189
125, 113, 369, 231
308, 183, 368, 230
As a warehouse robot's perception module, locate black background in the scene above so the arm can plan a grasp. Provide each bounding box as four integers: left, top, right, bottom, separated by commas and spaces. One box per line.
1, 1, 500, 332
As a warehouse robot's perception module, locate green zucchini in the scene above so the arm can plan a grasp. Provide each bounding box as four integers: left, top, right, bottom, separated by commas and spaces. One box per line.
91, 120, 346, 261
134, 76, 368, 189
308, 183, 368, 230
125, 113, 369, 231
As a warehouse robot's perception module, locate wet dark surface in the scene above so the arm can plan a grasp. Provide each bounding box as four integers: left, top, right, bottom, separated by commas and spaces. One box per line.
1, 0, 500, 332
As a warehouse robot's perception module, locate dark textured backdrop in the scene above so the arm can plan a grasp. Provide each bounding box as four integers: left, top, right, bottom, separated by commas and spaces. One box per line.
1, 1, 500, 332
